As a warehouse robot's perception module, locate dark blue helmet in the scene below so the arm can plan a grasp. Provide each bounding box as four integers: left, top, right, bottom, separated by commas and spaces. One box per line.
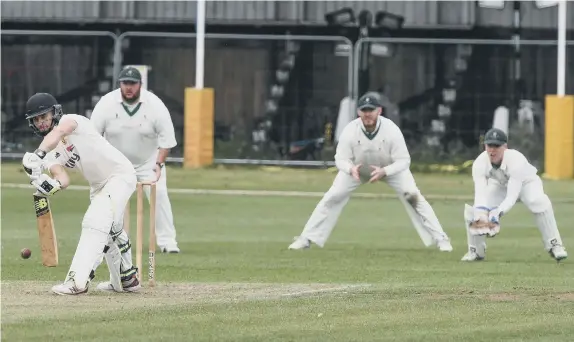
25, 93, 63, 137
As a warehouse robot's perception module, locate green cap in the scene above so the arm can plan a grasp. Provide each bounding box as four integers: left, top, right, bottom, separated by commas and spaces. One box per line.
118, 67, 142, 83
357, 94, 381, 110
484, 128, 508, 146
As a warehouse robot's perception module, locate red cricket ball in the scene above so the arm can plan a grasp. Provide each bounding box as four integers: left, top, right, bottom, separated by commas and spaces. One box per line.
21, 248, 32, 259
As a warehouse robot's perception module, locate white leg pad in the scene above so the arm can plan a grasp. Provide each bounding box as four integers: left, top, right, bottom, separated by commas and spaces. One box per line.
535, 205, 564, 251
65, 228, 109, 289
64, 189, 115, 289
89, 231, 135, 284
104, 238, 123, 292
464, 204, 486, 256
112, 230, 135, 274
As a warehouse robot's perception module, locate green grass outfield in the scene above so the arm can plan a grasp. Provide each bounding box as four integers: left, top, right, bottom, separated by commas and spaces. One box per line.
2, 162, 574, 341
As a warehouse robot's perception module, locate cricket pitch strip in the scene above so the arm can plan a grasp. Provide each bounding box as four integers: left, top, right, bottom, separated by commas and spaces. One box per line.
1, 281, 370, 323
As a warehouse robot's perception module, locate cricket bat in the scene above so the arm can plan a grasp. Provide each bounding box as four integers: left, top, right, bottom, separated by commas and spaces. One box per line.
33, 194, 58, 267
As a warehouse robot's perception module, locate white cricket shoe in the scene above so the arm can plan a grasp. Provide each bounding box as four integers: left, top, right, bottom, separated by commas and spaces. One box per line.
96, 273, 141, 293
288, 236, 311, 250
461, 251, 485, 261
436, 239, 453, 252
461, 246, 485, 261
96, 274, 141, 293
51, 281, 88, 295
550, 245, 567, 261
160, 244, 180, 254
96, 282, 122, 293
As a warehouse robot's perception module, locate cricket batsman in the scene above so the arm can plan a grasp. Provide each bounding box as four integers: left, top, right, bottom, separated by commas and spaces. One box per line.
90, 66, 180, 253
462, 128, 567, 262
22, 92, 140, 295
289, 94, 453, 252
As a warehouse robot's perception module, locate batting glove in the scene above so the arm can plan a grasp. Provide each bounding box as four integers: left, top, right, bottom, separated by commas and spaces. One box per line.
31, 174, 62, 197
22, 151, 44, 180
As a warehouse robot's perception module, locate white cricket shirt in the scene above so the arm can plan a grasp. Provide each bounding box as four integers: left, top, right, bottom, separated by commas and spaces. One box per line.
90, 88, 177, 167
472, 149, 539, 214
335, 116, 411, 179
43, 114, 136, 189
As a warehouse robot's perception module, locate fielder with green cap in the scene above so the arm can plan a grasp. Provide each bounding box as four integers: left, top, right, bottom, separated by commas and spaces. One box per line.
289, 94, 453, 252
462, 128, 567, 262
90, 66, 181, 255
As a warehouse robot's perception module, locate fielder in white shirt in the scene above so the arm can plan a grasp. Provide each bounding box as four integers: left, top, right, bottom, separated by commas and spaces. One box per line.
289, 95, 453, 252
462, 128, 567, 262
91, 67, 180, 253
21, 93, 141, 295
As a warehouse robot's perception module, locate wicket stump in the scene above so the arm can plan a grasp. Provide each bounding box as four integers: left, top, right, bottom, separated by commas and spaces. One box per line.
124, 181, 157, 287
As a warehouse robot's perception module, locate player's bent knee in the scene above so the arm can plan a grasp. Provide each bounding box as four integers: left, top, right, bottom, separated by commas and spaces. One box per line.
523, 193, 552, 214
82, 194, 114, 234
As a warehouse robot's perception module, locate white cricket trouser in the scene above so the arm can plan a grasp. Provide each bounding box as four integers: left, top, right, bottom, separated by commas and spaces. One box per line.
299, 170, 449, 247
465, 177, 564, 252
64, 173, 137, 289
114, 157, 178, 248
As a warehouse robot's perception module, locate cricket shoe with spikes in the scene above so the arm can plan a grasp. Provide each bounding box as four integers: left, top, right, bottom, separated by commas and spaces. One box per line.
461, 246, 485, 261
288, 236, 311, 250
96, 273, 141, 293
51, 280, 88, 295
549, 245, 567, 262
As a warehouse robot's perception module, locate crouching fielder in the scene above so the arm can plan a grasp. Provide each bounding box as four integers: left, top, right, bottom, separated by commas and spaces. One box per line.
22, 93, 140, 295
289, 95, 452, 252
462, 128, 567, 262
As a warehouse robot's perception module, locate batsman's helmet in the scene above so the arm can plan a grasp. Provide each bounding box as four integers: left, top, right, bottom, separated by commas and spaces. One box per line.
25, 93, 63, 137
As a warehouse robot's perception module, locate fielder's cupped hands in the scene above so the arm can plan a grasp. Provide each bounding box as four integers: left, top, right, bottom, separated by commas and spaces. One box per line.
469, 206, 502, 238
368, 165, 386, 183
350, 164, 362, 181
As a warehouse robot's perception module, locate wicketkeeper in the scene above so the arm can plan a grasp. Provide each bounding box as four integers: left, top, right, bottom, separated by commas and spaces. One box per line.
462, 128, 567, 262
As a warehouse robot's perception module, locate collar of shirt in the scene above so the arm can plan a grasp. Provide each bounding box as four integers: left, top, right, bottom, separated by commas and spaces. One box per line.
359, 116, 382, 134
487, 155, 508, 173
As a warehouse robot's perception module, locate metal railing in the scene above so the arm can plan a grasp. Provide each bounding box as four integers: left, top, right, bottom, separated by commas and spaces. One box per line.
115, 31, 353, 166
353, 37, 574, 168
1, 29, 119, 154
2, 31, 573, 169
